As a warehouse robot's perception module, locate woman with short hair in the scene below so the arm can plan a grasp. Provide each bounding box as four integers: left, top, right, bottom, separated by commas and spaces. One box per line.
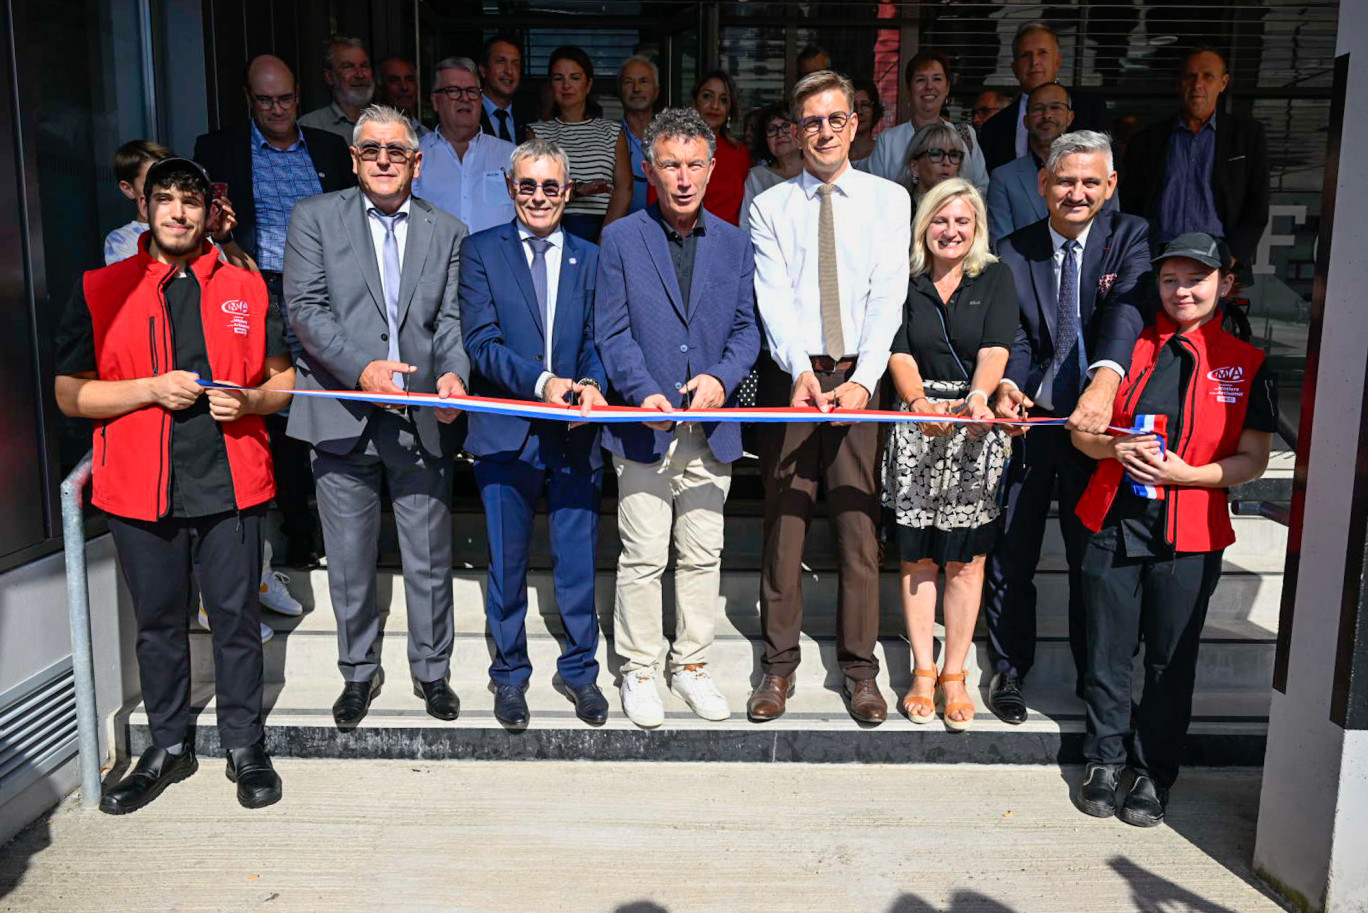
904, 122, 968, 207
739, 102, 802, 232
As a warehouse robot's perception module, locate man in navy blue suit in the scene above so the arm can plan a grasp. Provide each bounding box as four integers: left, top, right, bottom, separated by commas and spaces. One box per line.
984, 130, 1153, 724
452, 137, 610, 727
596, 108, 760, 728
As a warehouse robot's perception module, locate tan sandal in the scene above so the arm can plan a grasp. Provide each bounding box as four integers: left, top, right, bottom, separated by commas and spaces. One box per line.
937, 670, 976, 732
901, 667, 938, 724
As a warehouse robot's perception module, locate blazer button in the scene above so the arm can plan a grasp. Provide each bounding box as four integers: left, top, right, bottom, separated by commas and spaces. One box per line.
536, 354, 544, 361
674, 382, 683, 390
679, 344, 688, 353
381, 333, 388, 341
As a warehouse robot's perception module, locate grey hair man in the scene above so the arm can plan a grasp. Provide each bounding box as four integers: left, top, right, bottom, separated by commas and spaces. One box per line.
617, 54, 661, 215
285, 103, 470, 728
299, 36, 376, 142
595, 107, 760, 727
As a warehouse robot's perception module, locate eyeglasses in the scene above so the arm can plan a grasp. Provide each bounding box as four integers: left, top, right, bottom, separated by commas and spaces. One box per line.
798, 111, 852, 134
913, 147, 965, 164
355, 142, 417, 163
434, 85, 482, 101
765, 122, 793, 138
1027, 102, 1071, 116
504, 171, 572, 198
251, 93, 296, 110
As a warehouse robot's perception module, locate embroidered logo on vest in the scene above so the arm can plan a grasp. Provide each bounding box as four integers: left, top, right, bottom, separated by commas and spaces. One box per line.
1207, 365, 1246, 404
221, 299, 250, 336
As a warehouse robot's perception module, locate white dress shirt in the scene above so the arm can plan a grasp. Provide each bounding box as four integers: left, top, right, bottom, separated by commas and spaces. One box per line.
515, 220, 564, 398
364, 195, 412, 298
748, 165, 912, 395
862, 118, 989, 193
413, 129, 516, 234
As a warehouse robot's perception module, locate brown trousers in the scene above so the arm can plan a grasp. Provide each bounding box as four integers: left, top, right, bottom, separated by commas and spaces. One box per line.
756, 356, 882, 679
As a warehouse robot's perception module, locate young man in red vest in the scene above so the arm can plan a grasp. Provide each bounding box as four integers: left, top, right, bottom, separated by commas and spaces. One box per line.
54, 157, 295, 814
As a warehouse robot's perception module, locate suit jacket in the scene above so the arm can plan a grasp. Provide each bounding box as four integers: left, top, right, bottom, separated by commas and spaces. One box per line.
479, 96, 539, 144
979, 90, 1107, 174
284, 188, 470, 457
595, 207, 761, 464
458, 220, 606, 469
987, 154, 1118, 249
997, 208, 1152, 399
192, 122, 355, 264
1119, 109, 1270, 268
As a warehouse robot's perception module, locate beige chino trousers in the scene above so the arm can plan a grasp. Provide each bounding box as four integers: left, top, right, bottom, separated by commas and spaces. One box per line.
612, 423, 732, 674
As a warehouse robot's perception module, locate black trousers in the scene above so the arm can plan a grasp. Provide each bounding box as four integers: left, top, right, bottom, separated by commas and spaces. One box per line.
262, 269, 317, 560
1079, 525, 1224, 788
108, 507, 266, 751
983, 418, 1093, 681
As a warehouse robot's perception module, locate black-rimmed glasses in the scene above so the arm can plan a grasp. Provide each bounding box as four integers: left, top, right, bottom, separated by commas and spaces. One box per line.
765, 122, 794, 138
251, 93, 297, 110
503, 170, 572, 198
798, 111, 853, 134
913, 147, 965, 165
434, 85, 482, 101
355, 142, 417, 163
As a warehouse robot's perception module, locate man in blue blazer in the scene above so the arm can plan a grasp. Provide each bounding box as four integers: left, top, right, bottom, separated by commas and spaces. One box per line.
984, 130, 1153, 725
595, 108, 761, 728
454, 137, 610, 727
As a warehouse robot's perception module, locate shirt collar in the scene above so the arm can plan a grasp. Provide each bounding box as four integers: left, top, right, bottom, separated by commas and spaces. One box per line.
365, 196, 413, 220
1048, 220, 1093, 255
483, 94, 510, 116
329, 100, 354, 125
516, 220, 563, 250
1175, 108, 1218, 132
647, 202, 707, 241
799, 164, 855, 199
251, 118, 306, 152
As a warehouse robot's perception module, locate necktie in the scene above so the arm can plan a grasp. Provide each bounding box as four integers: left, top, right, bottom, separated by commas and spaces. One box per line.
368, 208, 408, 387
1051, 239, 1084, 414
493, 108, 512, 142
816, 183, 846, 358
526, 236, 551, 328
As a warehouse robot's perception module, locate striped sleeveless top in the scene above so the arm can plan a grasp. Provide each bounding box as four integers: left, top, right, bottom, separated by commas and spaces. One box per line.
528, 117, 621, 217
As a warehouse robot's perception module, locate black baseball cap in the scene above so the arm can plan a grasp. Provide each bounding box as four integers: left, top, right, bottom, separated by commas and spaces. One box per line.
142, 156, 213, 201
1153, 232, 1232, 270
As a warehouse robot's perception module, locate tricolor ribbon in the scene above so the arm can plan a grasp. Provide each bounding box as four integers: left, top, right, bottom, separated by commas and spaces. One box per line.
1124, 413, 1170, 500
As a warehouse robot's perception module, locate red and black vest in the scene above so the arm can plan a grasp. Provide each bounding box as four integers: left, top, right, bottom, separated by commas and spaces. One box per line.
85, 234, 276, 522
1075, 312, 1266, 552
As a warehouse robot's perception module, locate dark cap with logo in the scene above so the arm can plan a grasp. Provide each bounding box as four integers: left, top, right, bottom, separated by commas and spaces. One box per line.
1153, 232, 1232, 270
142, 156, 213, 202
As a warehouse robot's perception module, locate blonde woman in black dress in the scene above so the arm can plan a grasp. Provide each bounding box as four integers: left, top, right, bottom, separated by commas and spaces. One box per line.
883, 178, 1018, 731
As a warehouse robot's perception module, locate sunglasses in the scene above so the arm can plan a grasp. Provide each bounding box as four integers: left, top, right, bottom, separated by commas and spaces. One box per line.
355, 142, 417, 163
504, 171, 572, 198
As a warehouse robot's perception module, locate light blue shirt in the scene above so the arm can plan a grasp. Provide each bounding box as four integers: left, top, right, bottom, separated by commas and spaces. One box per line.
482, 95, 517, 142
413, 129, 516, 235
103, 220, 148, 265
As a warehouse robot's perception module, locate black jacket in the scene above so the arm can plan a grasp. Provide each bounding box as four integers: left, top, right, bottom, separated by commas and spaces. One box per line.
478, 96, 539, 144
192, 122, 356, 264
1119, 109, 1270, 268
979, 89, 1107, 174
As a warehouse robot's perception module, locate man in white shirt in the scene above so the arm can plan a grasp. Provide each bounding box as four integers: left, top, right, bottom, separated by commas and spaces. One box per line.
413, 57, 516, 235
746, 70, 911, 725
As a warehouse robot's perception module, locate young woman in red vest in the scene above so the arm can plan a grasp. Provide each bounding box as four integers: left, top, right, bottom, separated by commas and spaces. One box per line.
54, 158, 294, 814
1067, 233, 1278, 828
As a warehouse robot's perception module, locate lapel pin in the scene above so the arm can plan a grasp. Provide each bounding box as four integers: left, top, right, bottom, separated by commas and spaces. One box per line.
569, 258, 578, 265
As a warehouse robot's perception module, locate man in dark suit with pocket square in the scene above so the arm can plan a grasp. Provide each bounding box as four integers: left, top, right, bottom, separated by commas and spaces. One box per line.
985, 130, 1153, 725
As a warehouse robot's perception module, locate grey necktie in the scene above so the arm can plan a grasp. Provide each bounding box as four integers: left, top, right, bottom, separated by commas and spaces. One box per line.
816, 183, 846, 358
368, 207, 408, 387
526, 236, 551, 328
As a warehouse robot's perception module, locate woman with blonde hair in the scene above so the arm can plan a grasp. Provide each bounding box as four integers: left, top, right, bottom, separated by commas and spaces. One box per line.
904, 122, 968, 207
882, 177, 1018, 731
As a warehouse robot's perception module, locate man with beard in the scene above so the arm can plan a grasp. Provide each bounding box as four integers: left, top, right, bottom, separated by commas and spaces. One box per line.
54, 157, 294, 813
478, 33, 536, 144
375, 55, 430, 138
300, 36, 375, 142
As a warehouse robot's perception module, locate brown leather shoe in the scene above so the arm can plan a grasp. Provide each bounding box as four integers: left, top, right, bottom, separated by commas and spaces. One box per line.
747, 673, 794, 721
843, 676, 888, 724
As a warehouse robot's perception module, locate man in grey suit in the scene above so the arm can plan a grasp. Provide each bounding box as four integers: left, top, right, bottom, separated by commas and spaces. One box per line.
285, 104, 470, 728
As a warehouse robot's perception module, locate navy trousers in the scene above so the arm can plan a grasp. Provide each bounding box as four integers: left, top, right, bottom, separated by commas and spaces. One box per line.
982, 419, 1094, 683
474, 433, 603, 688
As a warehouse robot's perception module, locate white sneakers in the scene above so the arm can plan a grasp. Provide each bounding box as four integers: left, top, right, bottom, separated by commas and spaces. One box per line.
670, 666, 730, 721
198, 605, 275, 643
620, 665, 732, 728
620, 670, 665, 728
258, 541, 303, 616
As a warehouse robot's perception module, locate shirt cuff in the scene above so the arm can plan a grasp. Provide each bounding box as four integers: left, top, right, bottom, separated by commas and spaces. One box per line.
850, 362, 884, 398
534, 371, 554, 400
1087, 360, 1126, 382
998, 378, 1020, 392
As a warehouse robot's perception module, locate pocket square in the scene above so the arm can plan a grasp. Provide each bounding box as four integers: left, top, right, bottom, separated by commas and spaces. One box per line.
1098, 273, 1118, 295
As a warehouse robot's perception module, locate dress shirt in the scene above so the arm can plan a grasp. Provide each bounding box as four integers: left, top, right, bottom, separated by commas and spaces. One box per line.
413, 128, 516, 234
1013, 95, 1029, 159
515, 220, 565, 398
749, 165, 911, 394
103, 219, 148, 264
1157, 110, 1225, 243
622, 118, 649, 213
251, 120, 325, 272
482, 95, 518, 142
649, 203, 705, 308
298, 100, 357, 143
364, 195, 412, 330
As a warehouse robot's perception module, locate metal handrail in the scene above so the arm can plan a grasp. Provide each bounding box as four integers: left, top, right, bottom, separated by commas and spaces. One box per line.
1232, 499, 1291, 527
59, 451, 101, 810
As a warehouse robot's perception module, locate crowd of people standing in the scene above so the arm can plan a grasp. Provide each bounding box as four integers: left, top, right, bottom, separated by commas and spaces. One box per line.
57, 22, 1275, 834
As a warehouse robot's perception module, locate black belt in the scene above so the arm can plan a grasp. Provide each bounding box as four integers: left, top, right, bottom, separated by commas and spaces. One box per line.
810, 355, 857, 373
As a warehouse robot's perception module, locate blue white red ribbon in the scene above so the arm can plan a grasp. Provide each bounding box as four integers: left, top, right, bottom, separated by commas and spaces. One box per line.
1125, 413, 1169, 499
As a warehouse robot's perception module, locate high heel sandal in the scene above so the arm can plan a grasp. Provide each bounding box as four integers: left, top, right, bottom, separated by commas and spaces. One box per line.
937, 669, 976, 733
901, 667, 938, 724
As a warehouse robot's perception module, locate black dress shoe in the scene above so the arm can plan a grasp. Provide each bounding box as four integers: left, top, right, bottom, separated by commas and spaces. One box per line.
285, 546, 323, 570
568, 682, 609, 725
1119, 773, 1169, 828
333, 668, 383, 729
414, 677, 460, 721
494, 683, 529, 726
225, 742, 282, 809
99, 744, 198, 815
989, 672, 1028, 724
1076, 761, 1122, 818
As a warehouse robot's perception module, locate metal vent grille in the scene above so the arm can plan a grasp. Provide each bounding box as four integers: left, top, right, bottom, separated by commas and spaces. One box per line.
0, 658, 79, 807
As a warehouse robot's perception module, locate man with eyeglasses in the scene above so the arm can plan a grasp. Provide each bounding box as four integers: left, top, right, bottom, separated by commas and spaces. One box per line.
194, 54, 355, 571
457, 137, 611, 728
285, 105, 471, 729
413, 57, 516, 234
747, 70, 911, 725
987, 83, 1118, 248
971, 90, 1012, 130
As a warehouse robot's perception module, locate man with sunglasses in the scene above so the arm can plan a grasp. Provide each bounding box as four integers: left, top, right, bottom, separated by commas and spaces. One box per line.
747, 70, 911, 724
413, 57, 516, 234
194, 54, 356, 571
285, 105, 471, 729
457, 138, 610, 727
